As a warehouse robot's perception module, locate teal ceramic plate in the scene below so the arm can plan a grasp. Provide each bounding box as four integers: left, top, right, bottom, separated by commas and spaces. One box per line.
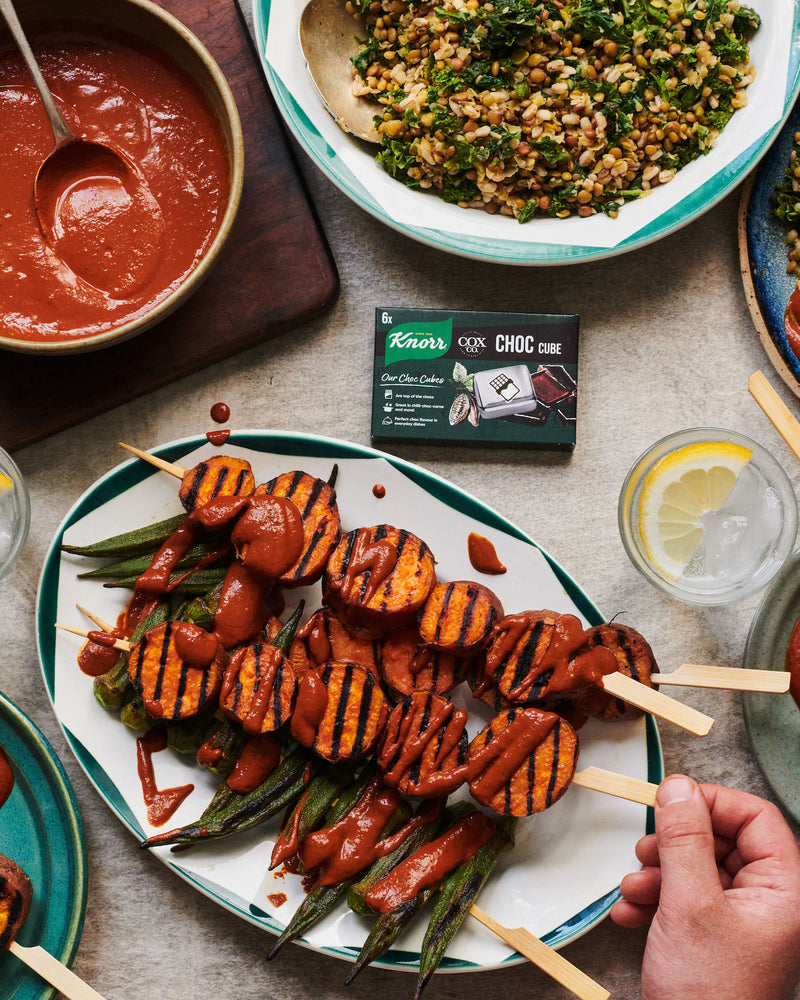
0, 692, 87, 1000
37, 431, 662, 972
742, 549, 800, 825
254, 0, 800, 265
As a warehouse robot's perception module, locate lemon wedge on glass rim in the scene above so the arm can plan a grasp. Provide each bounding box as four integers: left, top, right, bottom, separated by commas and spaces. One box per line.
637, 441, 753, 580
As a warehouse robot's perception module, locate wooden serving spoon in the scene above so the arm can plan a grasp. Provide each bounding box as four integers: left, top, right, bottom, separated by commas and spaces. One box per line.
9, 941, 108, 1000
298, 0, 381, 143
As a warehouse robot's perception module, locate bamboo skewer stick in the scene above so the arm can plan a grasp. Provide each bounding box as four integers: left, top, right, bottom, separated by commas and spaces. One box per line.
748, 370, 800, 462
600, 671, 714, 736
652, 663, 790, 693
468, 905, 610, 1000
572, 766, 657, 807
9, 942, 108, 1000
76, 604, 114, 633
119, 441, 185, 479
55, 622, 131, 651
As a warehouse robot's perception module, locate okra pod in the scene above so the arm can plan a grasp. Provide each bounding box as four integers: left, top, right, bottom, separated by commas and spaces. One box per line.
266, 769, 409, 961
61, 513, 187, 559
181, 580, 224, 629
104, 566, 227, 594
345, 892, 434, 985
415, 817, 516, 999
140, 745, 315, 850
77, 541, 227, 582
271, 764, 354, 870
347, 800, 445, 916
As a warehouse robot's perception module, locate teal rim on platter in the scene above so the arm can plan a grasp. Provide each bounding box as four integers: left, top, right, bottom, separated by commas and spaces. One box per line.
37, 430, 662, 972
254, 0, 800, 266
0, 691, 87, 1000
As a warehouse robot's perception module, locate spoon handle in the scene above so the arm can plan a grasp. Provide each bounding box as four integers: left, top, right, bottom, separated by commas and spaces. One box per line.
0, 0, 75, 144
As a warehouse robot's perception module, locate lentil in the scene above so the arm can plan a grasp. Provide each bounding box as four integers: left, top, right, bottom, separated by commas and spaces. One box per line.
347, 0, 760, 221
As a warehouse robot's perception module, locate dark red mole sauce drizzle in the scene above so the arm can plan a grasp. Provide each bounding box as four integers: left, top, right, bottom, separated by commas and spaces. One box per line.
0, 746, 14, 810
341, 529, 398, 604
206, 429, 231, 447
372, 483, 386, 499
210, 402, 231, 424
467, 532, 507, 575
137, 728, 194, 826
82, 485, 304, 814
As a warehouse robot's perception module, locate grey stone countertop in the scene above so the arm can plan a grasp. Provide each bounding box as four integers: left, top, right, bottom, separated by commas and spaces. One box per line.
2, 25, 800, 1000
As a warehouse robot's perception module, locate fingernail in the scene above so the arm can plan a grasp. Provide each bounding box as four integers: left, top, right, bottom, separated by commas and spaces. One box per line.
656, 775, 694, 806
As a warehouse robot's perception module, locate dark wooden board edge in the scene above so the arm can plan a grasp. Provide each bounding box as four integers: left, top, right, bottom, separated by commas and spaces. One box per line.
0, 0, 339, 453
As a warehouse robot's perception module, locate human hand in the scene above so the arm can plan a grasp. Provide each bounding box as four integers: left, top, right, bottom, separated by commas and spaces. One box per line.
610, 774, 800, 1000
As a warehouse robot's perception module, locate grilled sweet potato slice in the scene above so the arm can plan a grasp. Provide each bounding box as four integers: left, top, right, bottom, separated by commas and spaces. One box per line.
290, 661, 389, 763
379, 628, 466, 698
467, 706, 578, 816
482, 611, 616, 705
0, 856, 32, 951
179, 455, 255, 512
127, 621, 227, 720
220, 642, 297, 734
255, 472, 341, 587
323, 525, 437, 636
293, 607, 382, 681
417, 581, 503, 655
570, 623, 656, 722
378, 691, 469, 797
481, 610, 560, 703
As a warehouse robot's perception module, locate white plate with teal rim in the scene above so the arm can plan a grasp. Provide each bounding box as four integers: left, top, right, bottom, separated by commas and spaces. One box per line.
37, 431, 662, 973
254, 0, 800, 265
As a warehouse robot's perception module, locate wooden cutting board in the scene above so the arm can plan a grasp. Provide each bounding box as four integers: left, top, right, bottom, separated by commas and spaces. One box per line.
0, 0, 339, 453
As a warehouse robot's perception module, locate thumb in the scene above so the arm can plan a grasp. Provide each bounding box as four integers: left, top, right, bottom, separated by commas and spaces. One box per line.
654, 774, 722, 904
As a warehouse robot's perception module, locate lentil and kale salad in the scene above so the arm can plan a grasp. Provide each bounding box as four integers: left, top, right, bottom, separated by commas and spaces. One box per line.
770, 130, 800, 284
345, 0, 760, 221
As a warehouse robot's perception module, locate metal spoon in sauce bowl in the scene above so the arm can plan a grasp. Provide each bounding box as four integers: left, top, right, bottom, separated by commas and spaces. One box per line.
299, 0, 381, 144
0, 0, 165, 297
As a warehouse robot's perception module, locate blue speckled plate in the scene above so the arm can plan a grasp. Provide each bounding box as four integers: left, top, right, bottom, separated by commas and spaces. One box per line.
37, 431, 662, 974
0, 692, 87, 1000
742, 549, 800, 826
741, 96, 800, 396
256, 0, 800, 265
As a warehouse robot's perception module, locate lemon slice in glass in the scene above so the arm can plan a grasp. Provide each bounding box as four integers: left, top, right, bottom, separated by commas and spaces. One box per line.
0, 472, 13, 495
638, 441, 753, 580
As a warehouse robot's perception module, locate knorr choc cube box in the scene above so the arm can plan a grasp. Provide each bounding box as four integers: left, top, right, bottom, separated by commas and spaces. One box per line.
371, 307, 579, 450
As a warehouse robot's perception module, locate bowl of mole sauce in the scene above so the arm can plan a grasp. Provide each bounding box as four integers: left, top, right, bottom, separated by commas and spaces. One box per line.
0, 0, 244, 353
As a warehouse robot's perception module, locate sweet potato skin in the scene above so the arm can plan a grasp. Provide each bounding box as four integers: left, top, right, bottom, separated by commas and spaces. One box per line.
0, 855, 32, 951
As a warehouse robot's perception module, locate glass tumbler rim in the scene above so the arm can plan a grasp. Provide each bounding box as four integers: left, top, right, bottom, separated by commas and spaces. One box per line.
618, 426, 798, 607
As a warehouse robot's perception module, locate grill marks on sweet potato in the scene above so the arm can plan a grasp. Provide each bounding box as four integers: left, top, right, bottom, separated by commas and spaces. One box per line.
378, 691, 469, 798
179, 456, 255, 512
291, 662, 389, 763
0, 856, 32, 951
418, 581, 503, 655
128, 621, 226, 720
324, 525, 437, 635
220, 643, 297, 734
572, 623, 656, 721
467, 706, 578, 816
256, 472, 341, 587
483, 610, 559, 703
293, 607, 382, 682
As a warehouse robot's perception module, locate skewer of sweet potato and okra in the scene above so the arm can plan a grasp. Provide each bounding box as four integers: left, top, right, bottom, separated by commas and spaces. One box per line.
56, 445, 784, 997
